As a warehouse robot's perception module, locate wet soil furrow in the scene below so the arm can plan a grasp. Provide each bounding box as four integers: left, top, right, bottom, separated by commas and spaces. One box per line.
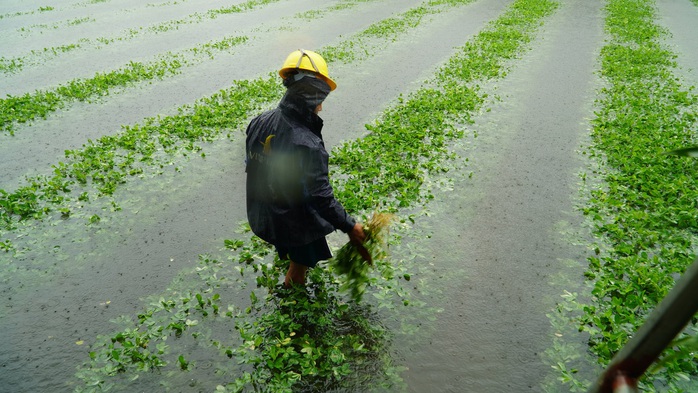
656, 0, 698, 89
398, 0, 603, 391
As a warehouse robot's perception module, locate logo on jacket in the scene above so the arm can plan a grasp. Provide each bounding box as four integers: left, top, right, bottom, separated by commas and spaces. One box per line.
247, 134, 275, 165
261, 134, 275, 155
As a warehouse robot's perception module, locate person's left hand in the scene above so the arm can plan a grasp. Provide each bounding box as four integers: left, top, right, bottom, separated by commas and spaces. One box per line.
348, 223, 372, 264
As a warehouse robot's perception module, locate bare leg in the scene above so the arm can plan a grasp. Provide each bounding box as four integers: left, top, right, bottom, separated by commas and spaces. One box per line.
284, 260, 308, 287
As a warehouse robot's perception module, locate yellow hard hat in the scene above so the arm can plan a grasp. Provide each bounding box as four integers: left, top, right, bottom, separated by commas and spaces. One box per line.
279, 49, 336, 91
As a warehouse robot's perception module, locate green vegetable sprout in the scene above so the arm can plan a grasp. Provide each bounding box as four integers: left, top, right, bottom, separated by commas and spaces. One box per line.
331, 212, 394, 302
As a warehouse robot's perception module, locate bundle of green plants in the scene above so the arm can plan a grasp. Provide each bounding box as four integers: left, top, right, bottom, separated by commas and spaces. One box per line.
331, 212, 395, 302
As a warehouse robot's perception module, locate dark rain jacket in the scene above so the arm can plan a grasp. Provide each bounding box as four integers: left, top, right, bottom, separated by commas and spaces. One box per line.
245, 77, 355, 247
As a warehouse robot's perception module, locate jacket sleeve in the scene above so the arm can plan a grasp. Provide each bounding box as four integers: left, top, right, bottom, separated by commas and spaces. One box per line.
302, 145, 356, 233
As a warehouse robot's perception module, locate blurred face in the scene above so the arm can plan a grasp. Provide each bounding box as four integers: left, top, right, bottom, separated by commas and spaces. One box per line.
314, 103, 323, 114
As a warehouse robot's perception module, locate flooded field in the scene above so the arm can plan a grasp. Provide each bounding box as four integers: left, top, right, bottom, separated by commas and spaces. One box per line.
1, 0, 697, 392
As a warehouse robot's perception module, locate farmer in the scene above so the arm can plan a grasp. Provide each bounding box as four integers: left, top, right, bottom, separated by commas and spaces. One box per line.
245, 49, 369, 288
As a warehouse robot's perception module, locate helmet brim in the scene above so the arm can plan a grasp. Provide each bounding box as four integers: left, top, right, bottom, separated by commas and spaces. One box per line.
279, 69, 337, 91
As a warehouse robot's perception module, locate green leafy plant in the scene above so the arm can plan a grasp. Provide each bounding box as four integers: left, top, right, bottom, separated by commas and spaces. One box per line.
0, 35, 248, 134
571, 0, 698, 390
228, 270, 388, 392
331, 212, 394, 302
294, 0, 378, 20
319, 0, 478, 64
650, 329, 698, 376
0, 6, 54, 21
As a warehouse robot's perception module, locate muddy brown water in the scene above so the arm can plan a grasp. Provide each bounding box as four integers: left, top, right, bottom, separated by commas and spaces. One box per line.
1, 0, 696, 391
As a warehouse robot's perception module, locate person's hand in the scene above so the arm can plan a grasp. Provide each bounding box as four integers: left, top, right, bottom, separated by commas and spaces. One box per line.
348, 223, 372, 264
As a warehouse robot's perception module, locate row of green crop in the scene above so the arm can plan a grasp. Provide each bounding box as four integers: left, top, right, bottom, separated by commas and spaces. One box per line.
0, 76, 280, 231
0, 35, 248, 135
74, 224, 409, 392
0, 0, 397, 230
0, 0, 124, 20
73, 0, 560, 391
0, 5, 56, 20
0, 0, 389, 134
17, 16, 95, 35
2, 0, 385, 75
0, 0, 284, 74
320, 0, 477, 64
0, 0, 477, 242
332, 0, 563, 211
294, 0, 377, 20
578, 0, 698, 390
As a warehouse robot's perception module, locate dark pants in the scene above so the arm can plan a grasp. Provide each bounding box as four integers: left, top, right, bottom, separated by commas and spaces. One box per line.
276, 237, 332, 268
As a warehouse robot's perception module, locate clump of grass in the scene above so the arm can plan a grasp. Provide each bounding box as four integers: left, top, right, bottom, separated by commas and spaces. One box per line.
331, 212, 395, 302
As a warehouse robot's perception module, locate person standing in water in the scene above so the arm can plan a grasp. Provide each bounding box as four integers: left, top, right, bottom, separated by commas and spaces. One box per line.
245, 49, 369, 287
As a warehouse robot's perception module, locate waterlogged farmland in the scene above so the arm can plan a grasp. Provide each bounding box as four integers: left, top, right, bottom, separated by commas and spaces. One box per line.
1, 0, 698, 392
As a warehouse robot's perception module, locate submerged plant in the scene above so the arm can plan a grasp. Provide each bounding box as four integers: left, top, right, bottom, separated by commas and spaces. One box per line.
228, 257, 392, 392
